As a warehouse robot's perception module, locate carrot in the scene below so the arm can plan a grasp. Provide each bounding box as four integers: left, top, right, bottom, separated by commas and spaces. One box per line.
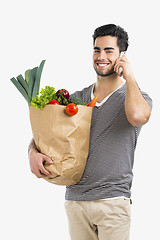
86, 95, 99, 108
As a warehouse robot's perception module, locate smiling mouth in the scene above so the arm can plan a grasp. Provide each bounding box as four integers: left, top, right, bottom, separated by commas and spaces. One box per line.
96, 62, 110, 69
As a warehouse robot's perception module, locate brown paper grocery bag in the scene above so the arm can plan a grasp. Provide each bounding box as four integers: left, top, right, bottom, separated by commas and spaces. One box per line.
29, 105, 92, 186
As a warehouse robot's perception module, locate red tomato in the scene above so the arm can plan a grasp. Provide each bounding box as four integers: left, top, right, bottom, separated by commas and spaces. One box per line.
48, 100, 60, 105
66, 103, 78, 116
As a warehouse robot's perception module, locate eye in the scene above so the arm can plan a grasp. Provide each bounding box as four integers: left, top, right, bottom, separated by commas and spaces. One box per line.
94, 50, 100, 53
106, 51, 113, 54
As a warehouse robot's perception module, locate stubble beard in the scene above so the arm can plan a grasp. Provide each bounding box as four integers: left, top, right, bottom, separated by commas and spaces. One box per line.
93, 65, 115, 77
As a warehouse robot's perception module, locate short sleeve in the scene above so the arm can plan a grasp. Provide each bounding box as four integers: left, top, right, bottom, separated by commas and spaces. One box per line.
141, 91, 153, 111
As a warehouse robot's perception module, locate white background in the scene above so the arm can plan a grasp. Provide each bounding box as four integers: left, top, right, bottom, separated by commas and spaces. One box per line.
1, 0, 160, 239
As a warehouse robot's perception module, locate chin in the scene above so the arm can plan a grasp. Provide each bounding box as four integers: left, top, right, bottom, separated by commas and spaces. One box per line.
93, 65, 115, 77
96, 70, 115, 77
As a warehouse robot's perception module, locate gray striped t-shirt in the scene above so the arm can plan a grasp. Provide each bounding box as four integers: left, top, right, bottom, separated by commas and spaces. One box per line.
65, 83, 152, 201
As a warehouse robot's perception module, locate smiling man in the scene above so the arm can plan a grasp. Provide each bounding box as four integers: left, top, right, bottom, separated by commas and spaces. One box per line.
28, 24, 152, 240
93, 41, 117, 76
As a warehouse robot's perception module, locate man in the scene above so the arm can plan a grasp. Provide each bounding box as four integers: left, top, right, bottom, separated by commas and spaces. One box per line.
28, 24, 152, 240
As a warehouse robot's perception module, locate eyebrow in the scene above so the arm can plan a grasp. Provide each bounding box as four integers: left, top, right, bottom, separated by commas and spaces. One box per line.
94, 47, 115, 50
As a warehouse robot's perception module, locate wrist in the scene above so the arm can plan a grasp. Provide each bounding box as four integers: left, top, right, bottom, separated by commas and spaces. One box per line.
28, 147, 38, 158
125, 73, 136, 83
28, 139, 39, 157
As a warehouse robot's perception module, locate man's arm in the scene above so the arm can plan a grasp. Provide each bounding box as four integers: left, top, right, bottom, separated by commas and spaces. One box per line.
28, 138, 37, 154
28, 139, 53, 178
124, 77, 151, 126
114, 53, 151, 126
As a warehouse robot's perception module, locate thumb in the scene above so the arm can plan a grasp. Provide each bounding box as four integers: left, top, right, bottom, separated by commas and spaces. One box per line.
42, 154, 53, 164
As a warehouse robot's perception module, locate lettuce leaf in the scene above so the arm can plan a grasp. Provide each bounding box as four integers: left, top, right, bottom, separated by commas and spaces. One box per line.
31, 86, 56, 110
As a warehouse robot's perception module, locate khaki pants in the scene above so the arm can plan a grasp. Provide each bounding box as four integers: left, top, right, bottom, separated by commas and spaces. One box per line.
65, 198, 131, 240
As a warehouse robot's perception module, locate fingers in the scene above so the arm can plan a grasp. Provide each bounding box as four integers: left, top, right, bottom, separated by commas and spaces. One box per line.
37, 153, 53, 177
33, 165, 51, 178
39, 167, 51, 178
115, 52, 127, 64
29, 152, 53, 179
114, 61, 123, 74
36, 156, 52, 178
42, 154, 53, 164
34, 170, 47, 179
37, 155, 53, 178
114, 53, 128, 74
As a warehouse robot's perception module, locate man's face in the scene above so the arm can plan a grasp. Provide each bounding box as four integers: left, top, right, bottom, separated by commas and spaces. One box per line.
93, 36, 120, 77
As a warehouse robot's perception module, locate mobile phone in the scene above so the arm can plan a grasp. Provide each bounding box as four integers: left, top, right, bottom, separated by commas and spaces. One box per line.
118, 52, 124, 77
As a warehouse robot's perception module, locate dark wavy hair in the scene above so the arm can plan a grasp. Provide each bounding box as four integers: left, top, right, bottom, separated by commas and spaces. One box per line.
92, 24, 129, 52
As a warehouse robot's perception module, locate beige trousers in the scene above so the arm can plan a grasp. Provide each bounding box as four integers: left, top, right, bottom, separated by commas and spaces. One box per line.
65, 198, 131, 240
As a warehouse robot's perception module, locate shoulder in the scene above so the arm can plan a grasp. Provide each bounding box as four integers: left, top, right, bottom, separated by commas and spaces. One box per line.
70, 84, 93, 103
120, 83, 153, 110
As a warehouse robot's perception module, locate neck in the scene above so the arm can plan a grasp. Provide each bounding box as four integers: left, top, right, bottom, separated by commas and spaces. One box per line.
95, 73, 124, 92
93, 73, 125, 102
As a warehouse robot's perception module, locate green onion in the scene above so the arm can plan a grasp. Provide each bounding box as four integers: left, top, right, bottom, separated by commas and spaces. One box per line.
17, 74, 29, 94
10, 60, 46, 106
10, 77, 31, 103
28, 67, 38, 101
25, 69, 31, 85
32, 60, 45, 99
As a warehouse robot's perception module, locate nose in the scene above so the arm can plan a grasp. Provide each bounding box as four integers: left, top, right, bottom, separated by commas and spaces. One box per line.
97, 50, 106, 60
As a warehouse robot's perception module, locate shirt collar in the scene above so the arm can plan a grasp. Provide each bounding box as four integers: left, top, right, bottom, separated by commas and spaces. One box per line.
91, 80, 126, 107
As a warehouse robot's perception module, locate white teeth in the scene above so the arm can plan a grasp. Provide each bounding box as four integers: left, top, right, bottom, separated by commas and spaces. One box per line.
97, 63, 108, 67
98, 64, 106, 66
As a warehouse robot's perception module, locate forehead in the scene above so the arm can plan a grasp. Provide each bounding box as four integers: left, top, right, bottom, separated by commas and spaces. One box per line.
94, 36, 118, 49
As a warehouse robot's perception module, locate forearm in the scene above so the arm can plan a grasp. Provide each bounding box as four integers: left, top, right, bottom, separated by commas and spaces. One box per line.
28, 138, 38, 155
125, 76, 151, 126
